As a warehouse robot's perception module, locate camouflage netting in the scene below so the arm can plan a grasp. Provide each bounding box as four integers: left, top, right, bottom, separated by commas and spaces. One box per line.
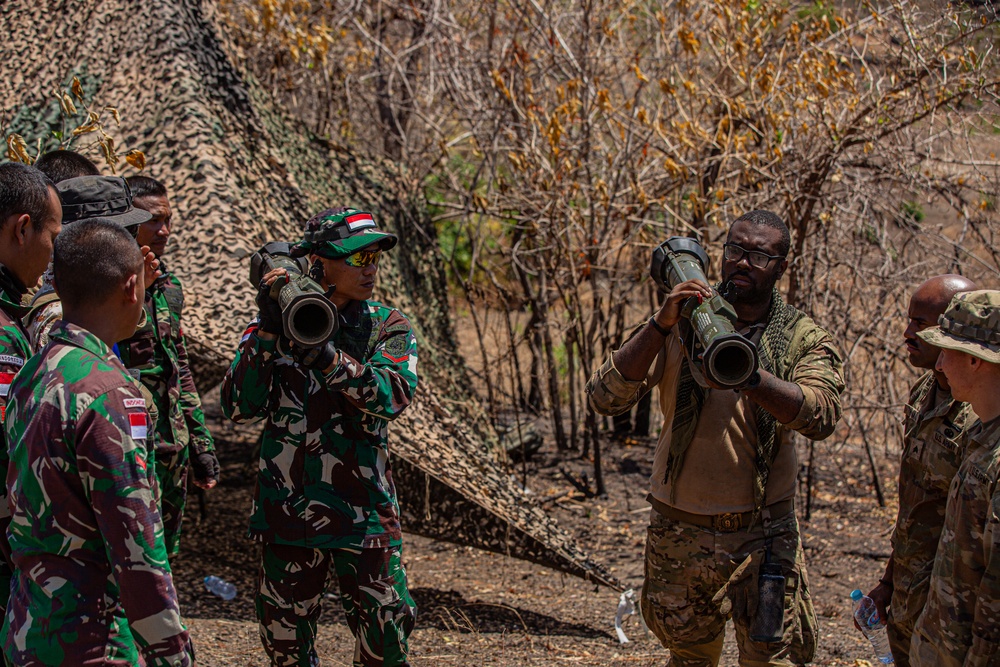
0, 0, 619, 588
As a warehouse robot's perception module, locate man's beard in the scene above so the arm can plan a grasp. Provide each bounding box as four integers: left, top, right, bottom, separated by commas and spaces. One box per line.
721, 269, 777, 306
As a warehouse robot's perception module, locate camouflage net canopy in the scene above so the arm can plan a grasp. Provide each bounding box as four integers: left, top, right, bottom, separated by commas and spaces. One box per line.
0, 0, 619, 588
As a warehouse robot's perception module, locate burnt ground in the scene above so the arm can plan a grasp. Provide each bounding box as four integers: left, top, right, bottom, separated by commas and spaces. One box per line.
177, 389, 900, 666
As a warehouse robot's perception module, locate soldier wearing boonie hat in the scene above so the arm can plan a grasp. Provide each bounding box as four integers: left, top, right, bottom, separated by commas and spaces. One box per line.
910, 290, 1000, 666
25, 175, 157, 352
222, 206, 417, 667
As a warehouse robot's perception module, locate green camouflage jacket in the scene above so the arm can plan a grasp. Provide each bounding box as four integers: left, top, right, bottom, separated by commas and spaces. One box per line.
0, 267, 31, 529
890, 372, 975, 626
118, 265, 214, 455
912, 416, 1000, 666
221, 299, 418, 549
2, 321, 191, 667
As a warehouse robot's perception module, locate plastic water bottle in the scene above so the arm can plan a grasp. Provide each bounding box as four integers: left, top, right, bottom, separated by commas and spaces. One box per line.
851, 589, 893, 664
204, 575, 237, 601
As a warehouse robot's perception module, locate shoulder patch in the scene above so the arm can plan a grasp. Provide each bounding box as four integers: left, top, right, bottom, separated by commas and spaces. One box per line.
128, 412, 148, 440
383, 335, 409, 361
0, 371, 14, 398
123, 397, 146, 409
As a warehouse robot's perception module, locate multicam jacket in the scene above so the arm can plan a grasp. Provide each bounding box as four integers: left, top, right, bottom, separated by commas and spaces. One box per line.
2, 321, 191, 667
890, 372, 975, 629
118, 264, 214, 456
911, 416, 1000, 667
221, 299, 418, 549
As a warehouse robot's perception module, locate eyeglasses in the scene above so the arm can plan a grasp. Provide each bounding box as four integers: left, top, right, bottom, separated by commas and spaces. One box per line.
344, 248, 381, 268
723, 243, 784, 269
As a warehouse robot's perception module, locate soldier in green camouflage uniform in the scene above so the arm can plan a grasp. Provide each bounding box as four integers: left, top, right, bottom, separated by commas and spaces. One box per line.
118, 176, 219, 557
587, 211, 844, 666
0, 163, 63, 616
863, 275, 976, 666
221, 207, 417, 667
910, 290, 1000, 667
3, 218, 193, 666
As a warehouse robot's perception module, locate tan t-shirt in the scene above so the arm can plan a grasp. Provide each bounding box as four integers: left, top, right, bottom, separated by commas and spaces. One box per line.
646, 332, 796, 514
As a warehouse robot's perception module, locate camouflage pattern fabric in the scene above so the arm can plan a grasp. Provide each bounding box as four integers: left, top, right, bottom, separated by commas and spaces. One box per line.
2, 320, 192, 667
0, 265, 32, 614
641, 509, 816, 667
258, 544, 415, 666
888, 371, 974, 664
911, 416, 1000, 667
220, 298, 418, 549
23, 285, 60, 352
118, 266, 215, 555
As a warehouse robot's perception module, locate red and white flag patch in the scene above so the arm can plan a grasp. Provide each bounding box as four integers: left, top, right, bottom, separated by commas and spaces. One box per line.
128, 412, 148, 440
0, 372, 14, 398
345, 212, 376, 231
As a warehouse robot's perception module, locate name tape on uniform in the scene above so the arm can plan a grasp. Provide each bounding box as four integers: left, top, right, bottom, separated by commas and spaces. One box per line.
123, 398, 146, 409
0, 355, 24, 367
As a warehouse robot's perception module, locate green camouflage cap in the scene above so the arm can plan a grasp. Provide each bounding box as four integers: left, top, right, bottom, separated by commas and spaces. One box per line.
290, 207, 397, 259
57, 175, 151, 229
917, 289, 1000, 363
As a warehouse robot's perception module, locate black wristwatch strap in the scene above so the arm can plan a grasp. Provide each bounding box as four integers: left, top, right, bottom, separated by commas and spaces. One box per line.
648, 316, 670, 337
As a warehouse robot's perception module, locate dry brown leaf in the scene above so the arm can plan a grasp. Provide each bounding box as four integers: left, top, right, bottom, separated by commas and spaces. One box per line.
59, 93, 77, 116
71, 76, 84, 102
125, 149, 146, 171
5, 134, 32, 164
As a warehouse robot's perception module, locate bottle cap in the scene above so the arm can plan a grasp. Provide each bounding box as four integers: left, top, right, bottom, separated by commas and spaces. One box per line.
850, 589, 862, 601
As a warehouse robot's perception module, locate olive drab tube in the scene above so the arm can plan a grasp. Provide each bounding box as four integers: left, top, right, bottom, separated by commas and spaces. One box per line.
249, 242, 338, 347
650, 236, 759, 388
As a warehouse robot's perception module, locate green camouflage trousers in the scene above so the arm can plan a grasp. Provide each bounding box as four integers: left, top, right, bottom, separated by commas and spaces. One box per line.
641, 509, 817, 667
257, 543, 416, 667
153, 447, 189, 557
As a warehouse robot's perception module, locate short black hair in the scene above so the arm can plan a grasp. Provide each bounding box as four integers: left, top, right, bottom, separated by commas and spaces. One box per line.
0, 162, 57, 232
53, 219, 142, 308
126, 175, 167, 201
34, 150, 100, 184
731, 210, 791, 257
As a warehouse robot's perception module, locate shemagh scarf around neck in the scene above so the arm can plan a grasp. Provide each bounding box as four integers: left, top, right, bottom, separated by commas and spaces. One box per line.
664, 287, 802, 524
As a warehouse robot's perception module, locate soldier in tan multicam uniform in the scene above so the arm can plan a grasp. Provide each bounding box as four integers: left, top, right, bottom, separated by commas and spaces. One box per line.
863, 275, 976, 667
910, 290, 1000, 667
587, 210, 844, 666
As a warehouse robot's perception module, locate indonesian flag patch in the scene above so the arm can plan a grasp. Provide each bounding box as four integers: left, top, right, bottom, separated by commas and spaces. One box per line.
345, 212, 376, 231
0, 372, 13, 398
128, 412, 148, 441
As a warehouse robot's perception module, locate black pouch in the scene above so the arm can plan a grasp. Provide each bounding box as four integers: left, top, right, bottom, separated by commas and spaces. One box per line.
749, 560, 786, 642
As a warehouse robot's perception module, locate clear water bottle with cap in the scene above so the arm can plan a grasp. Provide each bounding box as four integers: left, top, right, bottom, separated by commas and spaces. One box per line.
850, 589, 893, 664
204, 575, 237, 601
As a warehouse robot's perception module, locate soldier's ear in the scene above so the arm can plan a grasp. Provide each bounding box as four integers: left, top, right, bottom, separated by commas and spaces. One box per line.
10, 213, 31, 246
123, 273, 141, 304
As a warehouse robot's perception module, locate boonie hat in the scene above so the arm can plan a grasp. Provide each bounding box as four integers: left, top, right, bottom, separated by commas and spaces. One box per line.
57, 175, 151, 229
290, 207, 397, 259
917, 290, 1000, 363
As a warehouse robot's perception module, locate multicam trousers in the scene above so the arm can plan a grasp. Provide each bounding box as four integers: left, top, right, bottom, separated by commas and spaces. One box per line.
641, 509, 817, 667
153, 447, 189, 557
257, 543, 416, 667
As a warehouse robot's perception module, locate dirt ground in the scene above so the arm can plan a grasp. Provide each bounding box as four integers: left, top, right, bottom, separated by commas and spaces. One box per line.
175, 386, 901, 667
